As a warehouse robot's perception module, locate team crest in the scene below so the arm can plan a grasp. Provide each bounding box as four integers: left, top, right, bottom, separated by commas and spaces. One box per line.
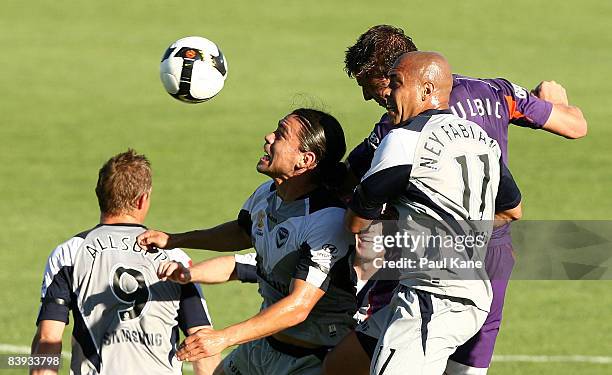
276, 227, 289, 248
256, 211, 265, 228
254, 211, 266, 236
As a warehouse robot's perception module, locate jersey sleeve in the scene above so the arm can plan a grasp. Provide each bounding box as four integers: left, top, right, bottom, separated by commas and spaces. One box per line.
495, 159, 522, 212
36, 237, 81, 325
346, 114, 394, 180
177, 283, 212, 334
293, 209, 354, 292
165, 248, 193, 267
492, 78, 553, 129
166, 249, 213, 333
349, 128, 417, 219
234, 252, 258, 283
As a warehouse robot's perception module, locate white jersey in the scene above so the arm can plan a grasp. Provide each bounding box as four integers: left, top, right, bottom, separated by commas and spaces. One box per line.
350, 109, 521, 311
237, 181, 357, 346
37, 223, 212, 375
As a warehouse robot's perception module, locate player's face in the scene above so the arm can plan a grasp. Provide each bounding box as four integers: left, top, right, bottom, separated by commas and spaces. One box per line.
356, 75, 391, 108
257, 115, 306, 178
387, 68, 420, 125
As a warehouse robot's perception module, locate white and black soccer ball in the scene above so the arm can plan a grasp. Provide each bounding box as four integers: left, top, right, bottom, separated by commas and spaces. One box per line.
160, 36, 228, 103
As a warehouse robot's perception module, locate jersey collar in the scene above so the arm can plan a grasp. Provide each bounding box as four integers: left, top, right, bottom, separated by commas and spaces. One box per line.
96, 223, 147, 229
398, 108, 452, 131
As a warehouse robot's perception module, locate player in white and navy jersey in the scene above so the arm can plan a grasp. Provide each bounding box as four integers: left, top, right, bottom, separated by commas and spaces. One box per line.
138, 108, 357, 375
31, 150, 218, 375
346, 52, 522, 375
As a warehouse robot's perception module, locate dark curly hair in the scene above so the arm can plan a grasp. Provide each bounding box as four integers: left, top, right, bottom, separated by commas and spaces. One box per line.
344, 25, 418, 79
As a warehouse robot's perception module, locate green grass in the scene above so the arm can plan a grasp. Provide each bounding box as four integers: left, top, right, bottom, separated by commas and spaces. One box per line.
1, 0, 611, 373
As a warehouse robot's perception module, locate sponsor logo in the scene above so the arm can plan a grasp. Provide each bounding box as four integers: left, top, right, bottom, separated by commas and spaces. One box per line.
102, 329, 163, 347
328, 324, 337, 337
310, 244, 337, 270
227, 360, 243, 375
276, 227, 289, 248
512, 83, 528, 99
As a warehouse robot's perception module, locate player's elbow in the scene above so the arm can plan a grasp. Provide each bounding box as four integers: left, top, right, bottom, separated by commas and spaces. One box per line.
38, 330, 62, 344
564, 107, 588, 139
494, 203, 522, 227
283, 297, 314, 326
287, 305, 311, 326
509, 205, 522, 221
36, 333, 63, 350
33, 320, 66, 351
505, 201, 523, 221
572, 112, 588, 139
504, 204, 523, 222
293, 311, 310, 326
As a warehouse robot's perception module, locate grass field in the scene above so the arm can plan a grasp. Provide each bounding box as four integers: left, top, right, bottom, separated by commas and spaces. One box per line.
1, 1, 611, 374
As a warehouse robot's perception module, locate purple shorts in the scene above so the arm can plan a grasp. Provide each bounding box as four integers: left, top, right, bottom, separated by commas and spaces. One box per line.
448, 242, 515, 369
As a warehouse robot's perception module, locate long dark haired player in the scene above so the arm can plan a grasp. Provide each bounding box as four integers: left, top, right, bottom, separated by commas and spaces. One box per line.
138, 108, 357, 375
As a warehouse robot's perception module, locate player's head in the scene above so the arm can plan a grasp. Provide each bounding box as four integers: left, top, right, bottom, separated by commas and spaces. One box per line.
387, 51, 452, 125
258, 108, 346, 188
344, 25, 418, 108
95, 149, 152, 222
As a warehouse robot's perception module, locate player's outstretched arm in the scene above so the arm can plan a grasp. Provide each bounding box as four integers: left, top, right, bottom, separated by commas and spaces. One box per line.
187, 326, 221, 375
30, 320, 65, 375
186, 256, 238, 284
158, 255, 249, 284
138, 220, 251, 252
533, 80, 587, 139
175, 279, 325, 361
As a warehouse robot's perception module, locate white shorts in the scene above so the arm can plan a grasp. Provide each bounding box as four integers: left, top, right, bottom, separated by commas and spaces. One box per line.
370, 286, 487, 375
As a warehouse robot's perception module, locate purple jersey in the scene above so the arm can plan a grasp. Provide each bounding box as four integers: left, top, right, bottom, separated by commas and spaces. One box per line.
347, 74, 552, 245
348, 74, 552, 176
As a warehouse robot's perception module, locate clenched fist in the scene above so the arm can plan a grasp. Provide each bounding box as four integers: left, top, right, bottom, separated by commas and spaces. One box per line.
157, 261, 192, 284
137, 230, 171, 250
531, 80, 569, 105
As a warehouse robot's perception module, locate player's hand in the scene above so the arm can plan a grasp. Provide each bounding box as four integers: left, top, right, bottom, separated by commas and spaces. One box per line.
531, 80, 569, 105
137, 230, 171, 250
176, 327, 229, 361
157, 261, 191, 284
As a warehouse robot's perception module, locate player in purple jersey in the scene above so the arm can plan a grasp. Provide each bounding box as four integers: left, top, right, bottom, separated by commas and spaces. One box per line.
323, 25, 586, 375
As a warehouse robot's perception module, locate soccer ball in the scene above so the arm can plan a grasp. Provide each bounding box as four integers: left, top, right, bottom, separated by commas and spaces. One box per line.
160, 36, 228, 103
